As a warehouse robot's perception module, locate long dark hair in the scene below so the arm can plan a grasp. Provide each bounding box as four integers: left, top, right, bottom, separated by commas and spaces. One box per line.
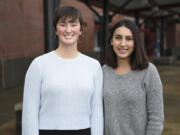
104, 19, 149, 70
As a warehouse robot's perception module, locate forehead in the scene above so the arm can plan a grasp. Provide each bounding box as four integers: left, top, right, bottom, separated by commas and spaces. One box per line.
58, 17, 80, 23
114, 26, 132, 36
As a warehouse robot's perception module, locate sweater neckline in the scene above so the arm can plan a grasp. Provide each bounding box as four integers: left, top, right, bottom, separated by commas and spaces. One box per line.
51, 51, 82, 62
106, 65, 133, 77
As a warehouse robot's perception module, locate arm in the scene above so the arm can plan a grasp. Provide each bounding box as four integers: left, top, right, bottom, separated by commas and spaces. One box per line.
91, 64, 104, 135
22, 59, 41, 135
145, 64, 164, 135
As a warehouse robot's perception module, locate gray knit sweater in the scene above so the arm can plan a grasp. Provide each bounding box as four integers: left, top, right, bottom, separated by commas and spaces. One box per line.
103, 63, 164, 135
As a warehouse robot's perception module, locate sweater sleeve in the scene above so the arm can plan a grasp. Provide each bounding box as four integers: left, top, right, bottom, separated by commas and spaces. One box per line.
144, 63, 164, 135
22, 59, 41, 135
91, 63, 104, 135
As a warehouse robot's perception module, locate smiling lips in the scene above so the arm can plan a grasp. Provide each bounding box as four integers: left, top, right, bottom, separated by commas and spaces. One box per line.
63, 35, 74, 39
118, 48, 128, 54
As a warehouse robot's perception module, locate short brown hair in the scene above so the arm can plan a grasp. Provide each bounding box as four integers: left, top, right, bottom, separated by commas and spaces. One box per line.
53, 6, 83, 31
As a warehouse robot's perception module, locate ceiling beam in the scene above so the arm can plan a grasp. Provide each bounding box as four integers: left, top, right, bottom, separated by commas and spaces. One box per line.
124, 2, 180, 12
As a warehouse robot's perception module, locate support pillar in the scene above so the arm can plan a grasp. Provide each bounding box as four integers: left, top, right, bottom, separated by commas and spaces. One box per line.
160, 17, 165, 56
100, 0, 109, 65
43, 0, 60, 53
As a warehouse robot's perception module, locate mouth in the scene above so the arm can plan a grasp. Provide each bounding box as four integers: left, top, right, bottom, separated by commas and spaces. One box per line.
117, 48, 128, 54
63, 35, 74, 39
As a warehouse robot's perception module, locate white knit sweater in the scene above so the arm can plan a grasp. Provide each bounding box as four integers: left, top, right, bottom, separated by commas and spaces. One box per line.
22, 51, 103, 135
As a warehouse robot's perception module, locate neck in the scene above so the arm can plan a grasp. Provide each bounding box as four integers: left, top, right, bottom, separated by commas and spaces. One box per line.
114, 58, 131, 74
55, 43, 79, 59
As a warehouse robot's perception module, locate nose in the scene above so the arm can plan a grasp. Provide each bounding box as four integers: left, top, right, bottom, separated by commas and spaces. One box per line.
120, 38, 126, 47
65, 25, 71, 33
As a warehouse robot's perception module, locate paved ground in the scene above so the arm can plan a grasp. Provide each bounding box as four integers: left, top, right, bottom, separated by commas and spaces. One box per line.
0, 87, 23, 125
159, 65, 180, 135
0, 64, 180, 135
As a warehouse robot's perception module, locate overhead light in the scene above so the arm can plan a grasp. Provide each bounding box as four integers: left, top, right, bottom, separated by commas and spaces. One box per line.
169, 14, 179, 21
163, 11, 168, 16
141, 0, 149, 5
173, 14, 179, 19
152, 6, 159, 13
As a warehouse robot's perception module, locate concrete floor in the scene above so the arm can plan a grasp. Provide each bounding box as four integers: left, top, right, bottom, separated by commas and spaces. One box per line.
158, 65, 180, 135
0, 65, 180, 135
0, 87, 23, 125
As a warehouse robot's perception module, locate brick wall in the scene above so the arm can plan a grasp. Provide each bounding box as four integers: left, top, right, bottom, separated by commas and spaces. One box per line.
166, 22, 180, 47
166, 23, 176, 47
0, 0, 44, 59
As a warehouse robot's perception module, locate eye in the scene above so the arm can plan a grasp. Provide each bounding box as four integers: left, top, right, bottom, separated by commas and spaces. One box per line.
126, 36, 133, 41
59, 23, 65, 27
114, 35, 122, 40
71, 23, 78, 27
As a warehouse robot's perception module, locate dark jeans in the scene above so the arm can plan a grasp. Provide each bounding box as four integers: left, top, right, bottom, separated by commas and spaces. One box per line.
39, 128, 91, 135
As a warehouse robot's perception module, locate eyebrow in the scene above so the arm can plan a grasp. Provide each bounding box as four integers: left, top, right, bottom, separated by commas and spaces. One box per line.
58, 19, 79, 23
114, 34, 133, 37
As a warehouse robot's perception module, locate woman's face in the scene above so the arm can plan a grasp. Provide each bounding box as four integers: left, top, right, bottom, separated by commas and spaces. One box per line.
111, 26, 134, 61
56, 18, 82, 46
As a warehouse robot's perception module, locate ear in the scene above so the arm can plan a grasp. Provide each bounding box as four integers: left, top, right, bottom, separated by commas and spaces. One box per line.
110, 40, 113, 46
79, 31, 82, 35
55, 28, 57, 35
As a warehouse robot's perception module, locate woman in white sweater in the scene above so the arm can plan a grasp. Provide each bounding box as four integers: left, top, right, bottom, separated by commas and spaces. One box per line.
22, 6, 103, 135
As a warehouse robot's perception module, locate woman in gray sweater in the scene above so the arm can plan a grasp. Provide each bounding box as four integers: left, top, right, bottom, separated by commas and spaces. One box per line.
103, 19, 164, 135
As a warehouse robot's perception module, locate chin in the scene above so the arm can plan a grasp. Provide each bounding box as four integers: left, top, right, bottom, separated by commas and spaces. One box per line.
64, 42, 77, 46
117, 55, 130, 60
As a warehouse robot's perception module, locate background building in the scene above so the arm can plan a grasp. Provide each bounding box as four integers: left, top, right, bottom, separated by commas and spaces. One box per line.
0, 0, 180, 135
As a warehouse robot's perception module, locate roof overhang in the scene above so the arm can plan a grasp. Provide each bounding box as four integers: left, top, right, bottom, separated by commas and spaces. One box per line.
78, 0, 180, 21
